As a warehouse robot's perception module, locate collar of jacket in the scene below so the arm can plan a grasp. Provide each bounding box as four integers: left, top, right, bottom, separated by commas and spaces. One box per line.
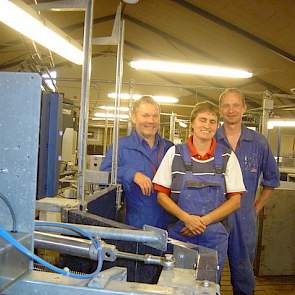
216, 124, 254, 143
131, 130, 161, 148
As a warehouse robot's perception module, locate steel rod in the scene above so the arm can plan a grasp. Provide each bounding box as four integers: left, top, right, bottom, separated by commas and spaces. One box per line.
115, 251, 163, 266
111, 11, 124, 185
77, 0, 94, 212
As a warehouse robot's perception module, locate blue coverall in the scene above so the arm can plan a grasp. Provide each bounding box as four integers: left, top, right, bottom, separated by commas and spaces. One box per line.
216, 125, 280, 295
168, 143, 230, 281
100, 130, 173, 229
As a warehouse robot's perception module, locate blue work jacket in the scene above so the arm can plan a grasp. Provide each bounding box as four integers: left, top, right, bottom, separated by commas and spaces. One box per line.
216, 125, 280, 210
100, 131, 173, 229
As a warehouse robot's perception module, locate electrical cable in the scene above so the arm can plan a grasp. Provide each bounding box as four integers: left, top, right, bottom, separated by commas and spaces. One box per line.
0, 192, 17, 232
0, 222, 104, 279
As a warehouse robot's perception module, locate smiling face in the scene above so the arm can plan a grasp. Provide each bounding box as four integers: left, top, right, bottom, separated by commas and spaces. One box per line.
219, 92, 246, 125
132, 102, 160, 140
191, 111, 218, 142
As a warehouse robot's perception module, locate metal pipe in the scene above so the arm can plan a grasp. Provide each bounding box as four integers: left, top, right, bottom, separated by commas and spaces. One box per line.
115, 250, 146, 262
77, 0, 94, 212
115, 251, 163, 266
169, 113, 176, 142
111, 11, 125, 185
34, 221, 165, 245
103, 119, 108, 155
34, 231, 92, 259
276, 127, 281, 166
261, 91, 273, 137
127, 79, 135, 135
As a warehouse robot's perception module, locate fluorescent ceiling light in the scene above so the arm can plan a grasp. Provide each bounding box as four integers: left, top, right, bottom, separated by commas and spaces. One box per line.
42, 71, 56, 91
130, 59, 253, 78
91, 118, 128, 122
267, 120, 295, 129
91, 117, 128, 122
178, 121, 188, 128
107, 93, 178, 103
107, 93, 142, 100
152, 96, 178, 103
122, 0, 140, 4
94, 112, 129, 120
0, 0, 83, 65
99, 106, 129, 112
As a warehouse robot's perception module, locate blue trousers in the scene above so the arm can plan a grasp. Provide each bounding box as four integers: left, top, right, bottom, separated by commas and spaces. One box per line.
228, 208, 256, 295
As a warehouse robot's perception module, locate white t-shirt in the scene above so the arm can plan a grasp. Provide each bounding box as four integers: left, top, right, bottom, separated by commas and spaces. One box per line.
153, 146, 245, 194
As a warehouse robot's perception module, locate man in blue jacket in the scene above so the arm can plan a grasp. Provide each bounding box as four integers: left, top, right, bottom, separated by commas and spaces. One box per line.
100, 96, 173, 229
216, 88, 280, 295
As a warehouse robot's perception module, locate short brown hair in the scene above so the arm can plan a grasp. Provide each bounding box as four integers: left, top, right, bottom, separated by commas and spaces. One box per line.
190, 101, 219, 124
219, 88, 246, 106
132, 96, 160, 115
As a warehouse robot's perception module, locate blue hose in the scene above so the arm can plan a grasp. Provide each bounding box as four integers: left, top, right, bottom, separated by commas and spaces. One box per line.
0, 192, 17, 232
0, 226, 103, 280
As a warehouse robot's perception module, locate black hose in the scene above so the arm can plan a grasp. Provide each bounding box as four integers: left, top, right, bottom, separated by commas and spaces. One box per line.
0, 192, 17, 232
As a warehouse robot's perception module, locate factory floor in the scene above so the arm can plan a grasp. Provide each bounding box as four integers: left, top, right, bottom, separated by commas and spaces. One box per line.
220, 263, 295, 295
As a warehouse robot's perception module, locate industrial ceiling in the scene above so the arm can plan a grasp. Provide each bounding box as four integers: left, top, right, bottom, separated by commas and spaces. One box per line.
1, 0, 295, 121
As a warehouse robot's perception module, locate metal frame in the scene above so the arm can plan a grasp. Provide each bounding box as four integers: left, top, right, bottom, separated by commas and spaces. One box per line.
0, 72, 42, 292
77, 0, 94, 211
93, 4, 125, 186
33, 0, 126, 210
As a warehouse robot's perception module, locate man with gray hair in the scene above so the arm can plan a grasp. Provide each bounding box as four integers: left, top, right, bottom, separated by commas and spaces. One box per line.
101, 96, 173, 229
216, 88, 280, 295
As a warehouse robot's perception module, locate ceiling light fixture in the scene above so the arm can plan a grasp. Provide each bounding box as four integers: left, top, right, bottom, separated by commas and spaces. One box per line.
99, 106, 129, 112
0, 0, 83, 65
42, 71, 57, 91
91, 118, 128, 122
107, 93, 142, 100
178, 121, 188, 128
107, 93, 178, 103
94, 112, 129, 120
267, 120, 295, 129
122, 0, 140, 4
130, 59, 253, 78
152, 96, 179, 103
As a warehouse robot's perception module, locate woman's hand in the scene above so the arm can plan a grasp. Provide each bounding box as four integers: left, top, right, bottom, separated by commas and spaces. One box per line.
181, 214, 207, 236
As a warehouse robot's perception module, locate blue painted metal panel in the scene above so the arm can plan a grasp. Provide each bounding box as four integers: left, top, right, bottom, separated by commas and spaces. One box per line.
37, 93, 62, 198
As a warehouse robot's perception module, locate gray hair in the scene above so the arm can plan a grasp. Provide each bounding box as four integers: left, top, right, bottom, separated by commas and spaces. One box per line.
132, 96, 160, 115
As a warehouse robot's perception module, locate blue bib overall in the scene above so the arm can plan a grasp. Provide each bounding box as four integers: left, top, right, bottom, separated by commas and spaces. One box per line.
168, 144, 229, 277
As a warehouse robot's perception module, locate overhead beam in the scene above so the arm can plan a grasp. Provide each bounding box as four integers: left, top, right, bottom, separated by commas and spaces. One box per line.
172, 0, 295, 64
125, 15, 217, 63
0, 10, 287, 100
64, 14, 115, 33
0, 11, 287, 94
124, 15, 286, 95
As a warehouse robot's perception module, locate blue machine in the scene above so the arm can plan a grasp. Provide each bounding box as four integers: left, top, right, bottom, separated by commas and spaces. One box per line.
37, 92, 62, 198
